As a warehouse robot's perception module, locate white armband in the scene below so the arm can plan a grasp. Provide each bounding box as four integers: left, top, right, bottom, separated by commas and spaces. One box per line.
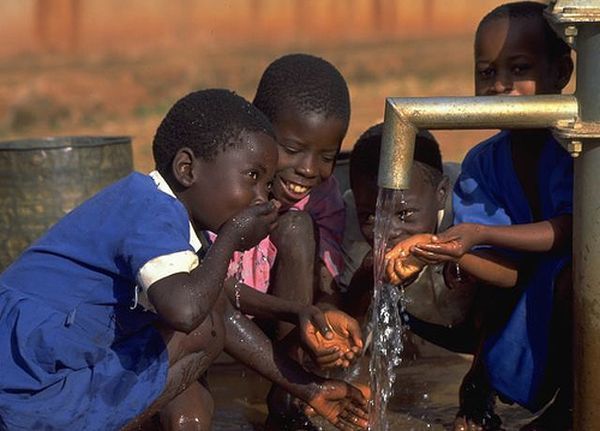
137, 250, 200, 292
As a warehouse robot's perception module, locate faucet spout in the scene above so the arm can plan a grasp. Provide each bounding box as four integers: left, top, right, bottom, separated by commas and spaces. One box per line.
378, 94, 579, 190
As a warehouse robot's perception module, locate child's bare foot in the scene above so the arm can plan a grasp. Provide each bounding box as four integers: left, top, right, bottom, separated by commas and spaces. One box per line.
454, 367, 503, 431
454, 412, 504, 431
453, 409, 503, 431
453, 415, 485, 431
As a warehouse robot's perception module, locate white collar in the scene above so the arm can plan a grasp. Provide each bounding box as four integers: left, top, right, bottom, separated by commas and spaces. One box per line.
148, 170, 202, 253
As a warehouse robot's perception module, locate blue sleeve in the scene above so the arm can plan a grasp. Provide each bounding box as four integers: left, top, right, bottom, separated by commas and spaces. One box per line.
119, 197, 194, 278
453, 142, 513, 227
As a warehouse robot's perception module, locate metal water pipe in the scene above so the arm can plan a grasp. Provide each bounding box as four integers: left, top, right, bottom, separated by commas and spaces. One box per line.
377, 1, 600, 429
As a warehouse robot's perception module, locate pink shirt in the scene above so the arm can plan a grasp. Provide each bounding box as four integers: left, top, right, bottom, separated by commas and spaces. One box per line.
215, 176, 345, 293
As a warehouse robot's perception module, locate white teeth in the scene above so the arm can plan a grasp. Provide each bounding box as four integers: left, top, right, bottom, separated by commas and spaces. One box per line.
287, 182, 308, 194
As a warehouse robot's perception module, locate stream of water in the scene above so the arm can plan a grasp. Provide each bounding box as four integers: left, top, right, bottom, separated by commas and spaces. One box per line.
368, 187, 408, 431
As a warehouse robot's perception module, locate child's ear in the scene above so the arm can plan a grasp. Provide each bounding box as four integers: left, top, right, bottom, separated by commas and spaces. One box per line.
554, 53, 574, 92
435, 174, 450, 210
171, 147, 197, 188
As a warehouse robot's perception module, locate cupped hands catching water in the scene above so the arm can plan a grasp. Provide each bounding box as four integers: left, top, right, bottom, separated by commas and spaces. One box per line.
384, 233, 434, 285
300, 308, 364, 369
304, 379, 370, 430
409, 223, 484, 264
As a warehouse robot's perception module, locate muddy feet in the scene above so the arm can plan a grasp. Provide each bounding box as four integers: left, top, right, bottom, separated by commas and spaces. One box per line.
453, 367, 503, 431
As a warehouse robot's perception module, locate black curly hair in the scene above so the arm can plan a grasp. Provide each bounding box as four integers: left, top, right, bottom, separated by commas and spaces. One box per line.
476, 1, 571, 60
252, 53, 350, 133
349, 122, 443, 190
153, 89, 275, 175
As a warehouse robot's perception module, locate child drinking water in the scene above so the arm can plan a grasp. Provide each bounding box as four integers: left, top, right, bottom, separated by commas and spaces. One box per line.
340, 123, 476, 352
0, 89, 368, 431
389, 2, 575, 429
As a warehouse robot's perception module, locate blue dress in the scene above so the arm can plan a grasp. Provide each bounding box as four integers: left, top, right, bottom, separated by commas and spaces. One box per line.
0, 172, 199, 430
453, 131, 573, 412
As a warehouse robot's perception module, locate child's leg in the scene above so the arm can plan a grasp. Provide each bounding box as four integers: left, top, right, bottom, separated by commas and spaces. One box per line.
454, 354, 501, 431
453, 285, 514, 431
122, 294, 228, 430
549, 263, 573, 399
268, 210, 317, 340
263, 211, 321, 427
158, 376, 214, 431
520, 263, 573, 431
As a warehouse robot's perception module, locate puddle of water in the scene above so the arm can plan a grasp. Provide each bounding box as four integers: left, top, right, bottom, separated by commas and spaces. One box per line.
209, 339, 533, 430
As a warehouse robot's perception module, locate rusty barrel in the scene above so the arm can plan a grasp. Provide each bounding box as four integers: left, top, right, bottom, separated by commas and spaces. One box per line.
0, 136, 133, 271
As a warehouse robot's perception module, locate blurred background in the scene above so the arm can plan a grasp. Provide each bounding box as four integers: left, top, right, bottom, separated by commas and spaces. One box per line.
0, 0, 517, 173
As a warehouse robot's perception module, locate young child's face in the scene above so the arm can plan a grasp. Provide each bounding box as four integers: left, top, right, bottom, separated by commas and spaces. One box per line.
354, 163, 447, 248
270, 106, 346, 208
188, 131, 278, 232
475, 16, 564, 96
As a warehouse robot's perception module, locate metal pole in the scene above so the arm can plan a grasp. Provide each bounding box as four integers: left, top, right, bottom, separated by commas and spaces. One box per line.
572, 22, 600, 430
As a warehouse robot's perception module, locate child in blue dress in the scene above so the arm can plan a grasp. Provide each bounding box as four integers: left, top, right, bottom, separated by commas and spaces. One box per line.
0, 89, 368, 431
394, 2, 575, 430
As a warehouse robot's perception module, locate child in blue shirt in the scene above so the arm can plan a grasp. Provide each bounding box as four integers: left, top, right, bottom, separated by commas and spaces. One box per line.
0, 89, 368, 431
397, 2, 574, 430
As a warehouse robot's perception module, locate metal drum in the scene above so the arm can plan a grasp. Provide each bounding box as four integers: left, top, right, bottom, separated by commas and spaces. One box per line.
0, 136, 133, 270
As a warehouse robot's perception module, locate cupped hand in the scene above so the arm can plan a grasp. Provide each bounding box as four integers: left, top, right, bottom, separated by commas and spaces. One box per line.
306, 380, 369, 430
221, 199, 280, 251
300, 308, 363, 369
384, 233, 432, 285
411, 223, 484, 264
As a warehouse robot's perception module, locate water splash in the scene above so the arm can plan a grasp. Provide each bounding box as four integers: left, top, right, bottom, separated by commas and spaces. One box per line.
368, 188, 408, 431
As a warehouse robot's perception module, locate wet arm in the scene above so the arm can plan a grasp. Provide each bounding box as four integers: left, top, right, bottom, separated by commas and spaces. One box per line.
224, 278, 304, 323
147, 200, 280, 333
148, 232, 239, 333
222, 300, 321, 400
223, 301, 368, 429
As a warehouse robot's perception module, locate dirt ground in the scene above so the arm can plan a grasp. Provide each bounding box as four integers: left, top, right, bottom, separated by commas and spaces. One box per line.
0, 35, 500, 172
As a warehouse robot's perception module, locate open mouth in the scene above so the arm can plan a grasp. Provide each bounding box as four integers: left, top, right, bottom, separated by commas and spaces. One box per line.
278, 177, 311, 201
285, 180, 309, 194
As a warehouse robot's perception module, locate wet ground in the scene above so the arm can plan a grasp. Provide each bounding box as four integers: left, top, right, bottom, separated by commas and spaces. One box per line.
208, 336, 534, 431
